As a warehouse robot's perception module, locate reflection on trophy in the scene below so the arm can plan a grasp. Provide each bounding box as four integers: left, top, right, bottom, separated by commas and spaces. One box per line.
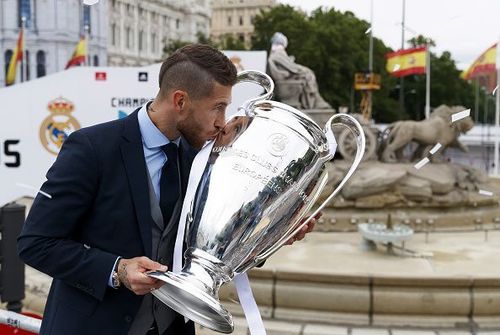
148, 70, 366, 333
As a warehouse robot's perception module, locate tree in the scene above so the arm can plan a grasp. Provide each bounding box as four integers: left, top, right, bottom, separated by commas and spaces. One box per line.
251, 5, 478, 123
252, 5, 402, 122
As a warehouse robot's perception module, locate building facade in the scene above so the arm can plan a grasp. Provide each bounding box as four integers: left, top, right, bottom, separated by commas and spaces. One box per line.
0, 0, 107, 87
211, 0, 276, 48
107, 0, 211, 66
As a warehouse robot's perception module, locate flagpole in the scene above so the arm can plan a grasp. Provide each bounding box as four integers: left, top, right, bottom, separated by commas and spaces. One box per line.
425, 41, 430, 119
20, 16, 26, 83
399, 0, 406, 115
494, 41, 500, 177
84, 24, 90, 66
367, 0, 374, 119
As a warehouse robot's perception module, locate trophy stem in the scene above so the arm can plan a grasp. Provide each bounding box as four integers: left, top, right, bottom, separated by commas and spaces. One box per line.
148, 249, 234, 333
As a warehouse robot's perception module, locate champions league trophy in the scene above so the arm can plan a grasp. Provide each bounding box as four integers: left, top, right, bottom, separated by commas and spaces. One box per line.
148, 70, 365, 333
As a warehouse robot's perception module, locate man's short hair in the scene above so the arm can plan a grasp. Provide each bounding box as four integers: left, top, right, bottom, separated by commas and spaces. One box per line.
158, 44, 238, 100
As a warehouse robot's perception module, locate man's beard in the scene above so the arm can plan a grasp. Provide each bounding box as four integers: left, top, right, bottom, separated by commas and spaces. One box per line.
178, 120, 205, 150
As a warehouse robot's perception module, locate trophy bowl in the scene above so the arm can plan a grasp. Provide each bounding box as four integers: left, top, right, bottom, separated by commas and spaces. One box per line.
148, 71, 365, 333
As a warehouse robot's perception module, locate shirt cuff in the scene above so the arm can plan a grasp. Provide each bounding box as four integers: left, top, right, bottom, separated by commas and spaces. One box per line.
108, 256, 121, 288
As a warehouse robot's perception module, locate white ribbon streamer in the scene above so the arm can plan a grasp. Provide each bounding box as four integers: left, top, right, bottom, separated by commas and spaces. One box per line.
173, 140, 267, 334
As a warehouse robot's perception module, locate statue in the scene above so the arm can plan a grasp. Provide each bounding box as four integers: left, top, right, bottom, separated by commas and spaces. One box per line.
380, 105, 474, 163
267, 32, 331, 110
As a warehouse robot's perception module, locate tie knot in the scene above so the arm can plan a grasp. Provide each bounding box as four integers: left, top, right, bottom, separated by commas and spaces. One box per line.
161, 142, 178, 162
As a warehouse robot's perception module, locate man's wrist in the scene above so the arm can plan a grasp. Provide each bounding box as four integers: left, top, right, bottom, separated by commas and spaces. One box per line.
110, 257, 121, 289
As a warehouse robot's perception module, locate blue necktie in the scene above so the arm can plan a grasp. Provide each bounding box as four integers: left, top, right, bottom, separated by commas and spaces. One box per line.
159, 143, 180, 225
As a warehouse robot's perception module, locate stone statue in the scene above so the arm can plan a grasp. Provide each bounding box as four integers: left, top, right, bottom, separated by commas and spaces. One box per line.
380, 105, 474, 163
267, 32, 331, 110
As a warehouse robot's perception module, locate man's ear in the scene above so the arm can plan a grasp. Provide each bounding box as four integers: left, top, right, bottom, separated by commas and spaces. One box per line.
172, 90, 187, 111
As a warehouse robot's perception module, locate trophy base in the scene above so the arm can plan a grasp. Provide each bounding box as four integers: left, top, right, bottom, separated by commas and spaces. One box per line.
148, 271, 234, 334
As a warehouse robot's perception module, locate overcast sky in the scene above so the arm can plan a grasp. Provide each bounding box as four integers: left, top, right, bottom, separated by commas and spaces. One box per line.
279, 0, 500, 70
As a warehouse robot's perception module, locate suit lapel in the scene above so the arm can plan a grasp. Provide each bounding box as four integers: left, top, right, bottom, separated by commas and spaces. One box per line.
120, 110, 153, 258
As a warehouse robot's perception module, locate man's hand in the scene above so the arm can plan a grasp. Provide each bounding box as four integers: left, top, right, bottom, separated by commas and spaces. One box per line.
117, 257, 167, 295
285, 212, 322, 245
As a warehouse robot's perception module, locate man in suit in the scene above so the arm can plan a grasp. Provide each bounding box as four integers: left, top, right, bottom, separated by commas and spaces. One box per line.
18, 43, 317, 334
17, 44, 237, 334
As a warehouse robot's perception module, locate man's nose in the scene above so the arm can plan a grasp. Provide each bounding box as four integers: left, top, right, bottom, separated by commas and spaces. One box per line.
214, 113, 226, 131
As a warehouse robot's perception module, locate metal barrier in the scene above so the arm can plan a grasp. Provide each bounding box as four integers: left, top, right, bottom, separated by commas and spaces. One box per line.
0, 310, 41, 333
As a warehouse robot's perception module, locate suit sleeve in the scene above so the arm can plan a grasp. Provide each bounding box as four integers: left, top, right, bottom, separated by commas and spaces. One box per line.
17, 130, 118, 301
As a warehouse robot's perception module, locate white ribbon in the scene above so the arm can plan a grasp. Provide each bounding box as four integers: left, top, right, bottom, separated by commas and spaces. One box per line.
173, 140, 266, 334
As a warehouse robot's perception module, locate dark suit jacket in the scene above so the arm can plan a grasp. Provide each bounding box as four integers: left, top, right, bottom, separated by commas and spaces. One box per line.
17, 110, 197, 334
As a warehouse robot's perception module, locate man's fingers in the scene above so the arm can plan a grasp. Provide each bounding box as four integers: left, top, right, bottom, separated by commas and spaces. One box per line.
137, 257, 168, 272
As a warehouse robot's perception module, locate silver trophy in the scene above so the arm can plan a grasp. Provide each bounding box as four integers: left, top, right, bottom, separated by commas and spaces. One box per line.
148, 70, 365, 333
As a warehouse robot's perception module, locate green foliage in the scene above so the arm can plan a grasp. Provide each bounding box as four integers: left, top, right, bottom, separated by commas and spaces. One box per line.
162, 32, 247, 59
251, 5, 480, 123
217, 34, 247, 51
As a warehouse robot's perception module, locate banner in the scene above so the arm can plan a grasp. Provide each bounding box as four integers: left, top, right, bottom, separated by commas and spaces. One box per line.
5, 29, 24, 86
0, 51, 267, 206
65, 37, 87, 69
386, 46, 426, 77
461, 43, 497, 80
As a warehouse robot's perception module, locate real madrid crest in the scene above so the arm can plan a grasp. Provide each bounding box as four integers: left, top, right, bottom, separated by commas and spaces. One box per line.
39, 97, 81, 155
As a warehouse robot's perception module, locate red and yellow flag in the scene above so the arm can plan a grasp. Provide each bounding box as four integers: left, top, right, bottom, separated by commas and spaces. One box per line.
386, 46, 427, 77
5, 29, 24, 86
65, 37, 87, 69
460, 43, 497, 80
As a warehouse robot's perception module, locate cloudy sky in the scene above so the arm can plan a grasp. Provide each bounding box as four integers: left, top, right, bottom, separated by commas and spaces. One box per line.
279, 0, 500, 70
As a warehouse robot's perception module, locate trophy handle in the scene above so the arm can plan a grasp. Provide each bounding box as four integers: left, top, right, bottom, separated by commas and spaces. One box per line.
308, 113, 366, 218
236, 70, 274, 116
254, 114, 365, 264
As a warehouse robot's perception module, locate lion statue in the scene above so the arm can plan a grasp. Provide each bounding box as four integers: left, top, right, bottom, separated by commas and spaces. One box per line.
380, 105, 474, 163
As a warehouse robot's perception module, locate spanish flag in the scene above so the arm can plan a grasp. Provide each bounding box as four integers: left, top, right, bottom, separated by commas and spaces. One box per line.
65, 37, 87, 69
5, 29, 24, 86
386, 46, 427, 77
460, 43, 497, 80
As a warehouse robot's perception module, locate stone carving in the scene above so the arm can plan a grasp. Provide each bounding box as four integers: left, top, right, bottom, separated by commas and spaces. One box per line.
324, 161, 498, 209
267, 32, 331, 110
380, 105, 474, 163
317, 105, 499, 213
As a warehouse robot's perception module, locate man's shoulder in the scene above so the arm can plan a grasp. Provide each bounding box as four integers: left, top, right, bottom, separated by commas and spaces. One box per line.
72, 113, 137, 152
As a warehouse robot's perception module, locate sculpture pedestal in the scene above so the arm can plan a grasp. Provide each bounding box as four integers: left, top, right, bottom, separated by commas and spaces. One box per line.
303, 109, 336, 126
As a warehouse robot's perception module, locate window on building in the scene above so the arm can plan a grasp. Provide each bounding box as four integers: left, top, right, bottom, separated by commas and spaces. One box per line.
5, 50, 13, 78
126, 27, 131, 48
24, 50, 30, 81
18, 0, 32, 28
176, 19, 180, 29
83, 5, 91, 34
112, 0, 116, 8
227, 16, 232, 26
139, 30, 144, 51
36, 50, 46, 78
238, 34, 245, 43
111, 23, 116, 46
93, 55, 99, 66
250, 15, 255, 24
151, 33, 156, 53
239, 16, 243, 26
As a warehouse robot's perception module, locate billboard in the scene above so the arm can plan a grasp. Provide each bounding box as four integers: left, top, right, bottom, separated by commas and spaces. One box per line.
0, 51, 267, 206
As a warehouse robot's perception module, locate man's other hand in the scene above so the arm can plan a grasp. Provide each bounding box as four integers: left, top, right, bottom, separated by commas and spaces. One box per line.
117, 256, 167, 295
285, 212, 322, 246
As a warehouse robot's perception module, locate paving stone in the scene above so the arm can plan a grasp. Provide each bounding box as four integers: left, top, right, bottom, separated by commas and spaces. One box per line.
265, 320, 302, 335
303, 324, 348, 335
392, 330, 436, 335
351, 328, 389, 335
